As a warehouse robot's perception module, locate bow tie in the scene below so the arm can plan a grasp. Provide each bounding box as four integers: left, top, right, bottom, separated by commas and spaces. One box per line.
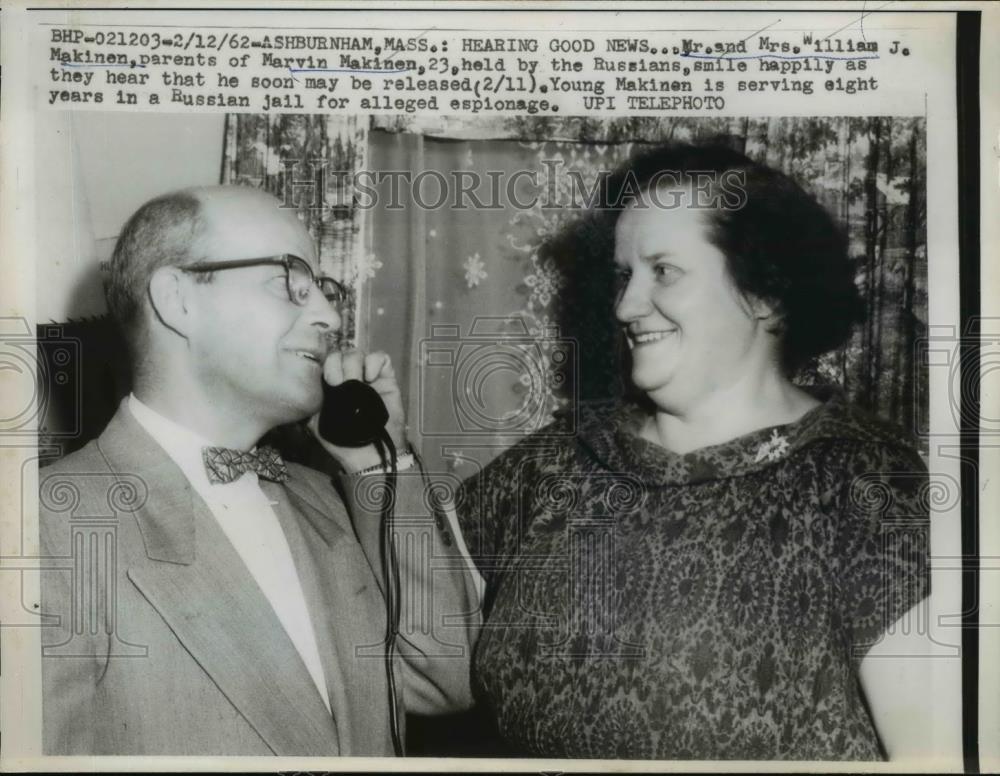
202, 445, 289, 485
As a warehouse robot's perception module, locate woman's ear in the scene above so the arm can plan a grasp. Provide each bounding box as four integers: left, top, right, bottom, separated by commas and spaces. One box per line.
748, 294, 785, 331
147, 266, 193, 338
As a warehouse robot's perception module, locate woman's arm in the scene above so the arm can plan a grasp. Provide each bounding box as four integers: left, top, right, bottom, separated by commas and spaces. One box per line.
836, 437, 947, 761
858, 601, 955, 761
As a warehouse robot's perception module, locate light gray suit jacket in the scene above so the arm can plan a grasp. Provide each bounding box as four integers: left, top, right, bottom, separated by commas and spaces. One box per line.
39, 402, 478, 755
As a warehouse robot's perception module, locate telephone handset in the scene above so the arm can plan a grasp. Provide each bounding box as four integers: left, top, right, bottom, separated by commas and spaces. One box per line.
316, 378, 403, 756
317, 379, 390, 447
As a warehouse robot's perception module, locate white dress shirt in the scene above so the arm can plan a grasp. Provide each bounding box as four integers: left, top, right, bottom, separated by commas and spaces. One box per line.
128, 394, 331, 712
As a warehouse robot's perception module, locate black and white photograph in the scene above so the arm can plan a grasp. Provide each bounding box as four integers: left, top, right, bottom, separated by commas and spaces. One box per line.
0, 3, 995, 772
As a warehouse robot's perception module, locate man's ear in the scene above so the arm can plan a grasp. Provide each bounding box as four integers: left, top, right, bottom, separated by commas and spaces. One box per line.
147, 266, 194, 338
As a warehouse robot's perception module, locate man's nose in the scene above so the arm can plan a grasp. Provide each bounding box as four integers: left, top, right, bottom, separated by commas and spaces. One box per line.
305, 286, 342, 333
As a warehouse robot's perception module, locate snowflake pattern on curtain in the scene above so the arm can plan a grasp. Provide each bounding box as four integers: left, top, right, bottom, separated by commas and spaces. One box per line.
492, 141, 635, 429
463, 253, 488, 288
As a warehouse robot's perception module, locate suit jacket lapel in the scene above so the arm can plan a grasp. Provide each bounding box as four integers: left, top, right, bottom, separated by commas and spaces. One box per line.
276, 476, 393, 755
97, 402, 341, 756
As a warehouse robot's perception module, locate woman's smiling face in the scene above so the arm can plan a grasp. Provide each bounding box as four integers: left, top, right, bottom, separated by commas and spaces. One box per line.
613, 188, 771, 412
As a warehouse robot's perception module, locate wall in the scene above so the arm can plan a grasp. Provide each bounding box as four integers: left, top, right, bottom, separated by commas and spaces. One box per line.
35, 111, 226, 322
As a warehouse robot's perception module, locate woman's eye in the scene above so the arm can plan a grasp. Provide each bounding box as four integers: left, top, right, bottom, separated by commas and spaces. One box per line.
653, 263, 681, 281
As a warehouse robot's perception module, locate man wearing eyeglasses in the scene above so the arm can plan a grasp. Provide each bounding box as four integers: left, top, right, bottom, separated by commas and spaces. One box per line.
38, 186, 478, 755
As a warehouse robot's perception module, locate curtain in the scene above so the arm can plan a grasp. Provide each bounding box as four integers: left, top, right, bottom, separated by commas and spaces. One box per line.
367, 133, 634, 474
222, 115, 928, 470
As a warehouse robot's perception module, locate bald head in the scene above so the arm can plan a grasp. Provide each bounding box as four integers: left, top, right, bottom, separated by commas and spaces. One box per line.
193, 186, 317, 267
105, 185, 312, 367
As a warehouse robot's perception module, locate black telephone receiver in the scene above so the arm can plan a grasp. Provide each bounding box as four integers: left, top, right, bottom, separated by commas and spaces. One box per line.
317, 379, 389, 447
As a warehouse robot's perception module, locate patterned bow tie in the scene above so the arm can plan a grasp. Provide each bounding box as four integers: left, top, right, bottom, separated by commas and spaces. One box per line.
202, 445, 289, 485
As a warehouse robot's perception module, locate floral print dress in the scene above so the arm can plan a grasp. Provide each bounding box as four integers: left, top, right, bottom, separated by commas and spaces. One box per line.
455, 390, 930, 760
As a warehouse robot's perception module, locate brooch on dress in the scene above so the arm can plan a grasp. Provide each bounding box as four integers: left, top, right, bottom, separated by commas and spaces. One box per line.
753, 429, 791, 463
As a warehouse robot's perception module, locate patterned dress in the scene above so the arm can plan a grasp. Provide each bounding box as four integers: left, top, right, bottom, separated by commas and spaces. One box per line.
455, 390, 930, 760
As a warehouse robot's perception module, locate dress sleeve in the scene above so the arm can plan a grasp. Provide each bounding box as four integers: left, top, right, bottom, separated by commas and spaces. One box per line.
835, 440, 931, 661
453, 447, 522, 592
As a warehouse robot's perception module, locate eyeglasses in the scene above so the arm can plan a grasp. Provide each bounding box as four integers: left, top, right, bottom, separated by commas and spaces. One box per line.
180, 254, 348, 307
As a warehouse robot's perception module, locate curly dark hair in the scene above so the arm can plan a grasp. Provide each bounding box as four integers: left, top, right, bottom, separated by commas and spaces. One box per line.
596, 141, 865, 375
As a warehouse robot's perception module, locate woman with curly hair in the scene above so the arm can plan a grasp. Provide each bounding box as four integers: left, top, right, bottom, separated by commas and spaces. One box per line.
455, 143, 931, 760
